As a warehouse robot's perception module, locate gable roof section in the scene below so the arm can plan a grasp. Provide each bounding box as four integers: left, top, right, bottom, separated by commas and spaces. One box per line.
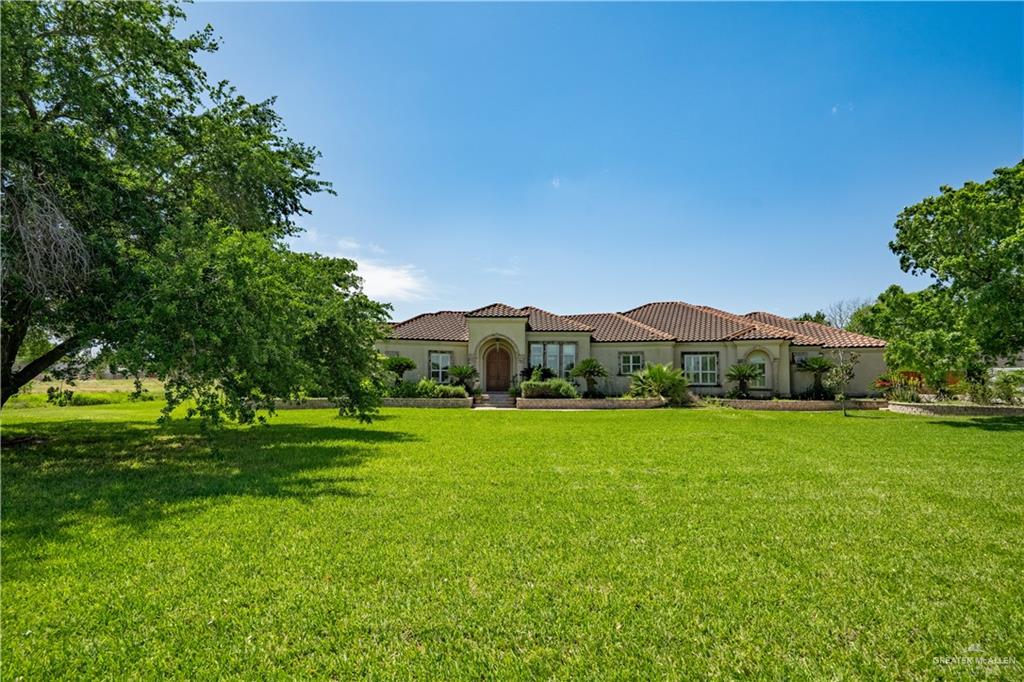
390, 311, 469, 342
465, 303, 593, 332
744, 311, 886, 348
465, 303, 529, 318
566, 312, 675, 342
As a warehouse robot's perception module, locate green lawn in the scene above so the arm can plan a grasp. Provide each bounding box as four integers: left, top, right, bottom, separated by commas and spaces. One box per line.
2, 403, 1022, 679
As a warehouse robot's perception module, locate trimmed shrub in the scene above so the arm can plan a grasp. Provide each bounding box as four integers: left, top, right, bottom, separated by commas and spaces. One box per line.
520, 379, 579, 399
431, 384, 468, 399
383, 356, 416, 385
523, 366, 556, 381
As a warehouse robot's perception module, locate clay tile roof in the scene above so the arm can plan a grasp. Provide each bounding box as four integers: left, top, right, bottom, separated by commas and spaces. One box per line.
565, 312, 675, 342
465, 303, 530, 318
390, 311, 468, 342
522, 306, 595, 332
620, 301, 782, 343
744, 311, 886, 348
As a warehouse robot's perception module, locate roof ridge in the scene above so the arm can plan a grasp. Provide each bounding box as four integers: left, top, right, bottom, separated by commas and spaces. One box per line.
610, 312, 676, 340
523, 305, 595, 331
698, 304, 819, 343
392, 310, 466, 327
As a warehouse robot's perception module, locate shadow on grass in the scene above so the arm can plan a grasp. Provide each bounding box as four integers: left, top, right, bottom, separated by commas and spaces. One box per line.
1, 416, 418, 573
925, 416, 1024, 432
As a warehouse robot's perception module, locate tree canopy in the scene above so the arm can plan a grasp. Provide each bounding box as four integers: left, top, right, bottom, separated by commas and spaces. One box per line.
1, 1, 388, 420
889, 160, 1024, 360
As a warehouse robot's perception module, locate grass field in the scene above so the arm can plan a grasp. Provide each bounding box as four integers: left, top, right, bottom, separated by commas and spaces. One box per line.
2, 402, 1022, 679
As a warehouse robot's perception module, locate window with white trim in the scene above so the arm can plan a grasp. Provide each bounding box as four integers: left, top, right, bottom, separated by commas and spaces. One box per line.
747, 351, 769, 389
683, 352, 719, 386
619, 352, 644, 375
528, 342, 577, 378
429, 351, 452, 383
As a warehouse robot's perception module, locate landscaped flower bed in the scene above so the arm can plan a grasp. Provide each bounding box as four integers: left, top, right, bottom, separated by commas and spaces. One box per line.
717, 398, 887, 411
888, 401, 1024, 417
516, 397, 667, 409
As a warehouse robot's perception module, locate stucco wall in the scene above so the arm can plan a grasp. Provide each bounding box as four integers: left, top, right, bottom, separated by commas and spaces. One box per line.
789, 347, 886, 397
588, 343, 675, 395
375, 340, 468, 382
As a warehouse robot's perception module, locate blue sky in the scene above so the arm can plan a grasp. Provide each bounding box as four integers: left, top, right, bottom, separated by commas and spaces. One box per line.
184, 2, 1022, 322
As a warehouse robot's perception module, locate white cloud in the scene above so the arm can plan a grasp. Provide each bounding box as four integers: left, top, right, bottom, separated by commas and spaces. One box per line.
336, 237, 361, 252
356, 261, 432, 302
831, 105, 838, 115
550, 177, 561, 189
367, 243, 387, 254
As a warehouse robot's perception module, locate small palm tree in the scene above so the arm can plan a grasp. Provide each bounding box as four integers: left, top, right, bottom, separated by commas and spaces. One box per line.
726, 362, 762, 398
448, 364, 478, 391
569, 358, 608, 397
628, 363, 689, 405
797, 356, 835, 399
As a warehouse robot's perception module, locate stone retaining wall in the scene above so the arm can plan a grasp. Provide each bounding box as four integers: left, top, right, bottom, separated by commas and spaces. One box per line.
888, 402, 1024, 417
516, 398, 666, 410
277, 397, 473, 409
382, 397, 473, 408
719, 399, 888, 411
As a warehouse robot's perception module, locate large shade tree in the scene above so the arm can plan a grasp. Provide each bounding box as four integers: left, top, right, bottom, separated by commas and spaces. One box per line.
889, 161, 1024, 361
1, 1, 388, 420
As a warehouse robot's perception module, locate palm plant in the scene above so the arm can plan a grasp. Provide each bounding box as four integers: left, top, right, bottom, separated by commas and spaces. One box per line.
569, 358, 608, 397
448, 364, 478, 391
797, 356, 835, 399
726, 362, 762, 398
628, 363, 689, 405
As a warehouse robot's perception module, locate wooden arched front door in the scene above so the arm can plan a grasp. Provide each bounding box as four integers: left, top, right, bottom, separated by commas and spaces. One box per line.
485, 347, 511, 391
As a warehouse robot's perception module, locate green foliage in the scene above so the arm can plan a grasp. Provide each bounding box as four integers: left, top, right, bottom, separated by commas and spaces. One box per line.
796, 356, 835, 399
384, 357, 416, 384
993, 370, 1024, 405
386, 379, 467, 399
823, 350, 860, 416
448, 365, 478, 391
879, 373, 923, 403
528, 366, 556, 382
725, 362, 762, 399
1, 1, 386, 422
889, 161, 1024, 360
569, 358, 608, 398
794, 311, 829, 325
520, 379, 579, 399
852, 285, 981, 394
628, 363, 689, 405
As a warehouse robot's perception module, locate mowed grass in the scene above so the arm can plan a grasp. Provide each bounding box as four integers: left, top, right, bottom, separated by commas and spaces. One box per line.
2, 403, 1022, 679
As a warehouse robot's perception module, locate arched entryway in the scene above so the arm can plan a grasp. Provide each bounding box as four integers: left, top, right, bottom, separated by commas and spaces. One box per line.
485, 347, 512, 391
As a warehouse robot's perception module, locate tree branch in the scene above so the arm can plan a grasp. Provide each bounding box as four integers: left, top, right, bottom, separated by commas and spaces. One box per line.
3, 336, 82, 405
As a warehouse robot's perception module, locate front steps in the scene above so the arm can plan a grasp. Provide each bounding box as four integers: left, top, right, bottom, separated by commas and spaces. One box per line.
474, 392, 516, 409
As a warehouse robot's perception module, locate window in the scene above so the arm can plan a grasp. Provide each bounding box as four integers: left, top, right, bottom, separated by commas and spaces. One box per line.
683, 352, 719, 386
429, 351, 452, 383
619, 352, 644, 375
528, 342, 577, 378
747, 352, 769, 389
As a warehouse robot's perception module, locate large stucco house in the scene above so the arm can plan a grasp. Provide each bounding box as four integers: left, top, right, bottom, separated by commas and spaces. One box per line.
377, 302, 887, 397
